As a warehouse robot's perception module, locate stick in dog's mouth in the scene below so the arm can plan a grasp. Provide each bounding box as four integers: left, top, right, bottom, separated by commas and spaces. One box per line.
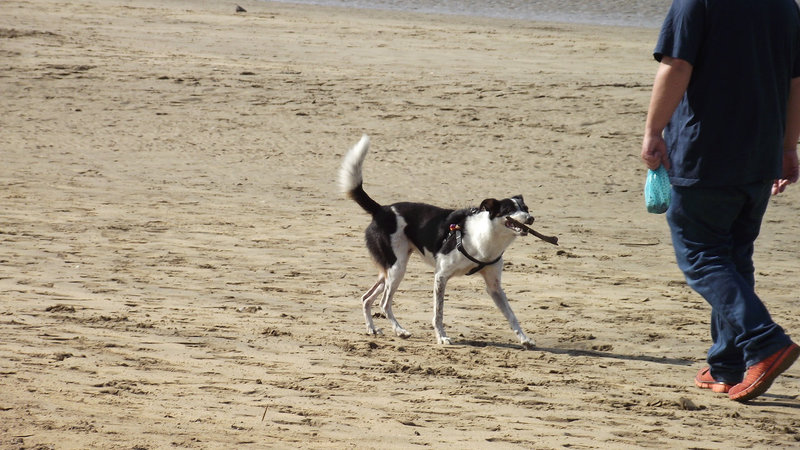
505, 217, 559, 246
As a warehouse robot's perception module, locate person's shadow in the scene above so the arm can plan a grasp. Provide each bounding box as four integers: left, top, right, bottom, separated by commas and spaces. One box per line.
740, 393, 800, 408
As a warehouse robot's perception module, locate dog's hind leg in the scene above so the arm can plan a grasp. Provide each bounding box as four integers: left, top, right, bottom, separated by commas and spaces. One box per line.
362, 276, 384, 335
481, 266, 535, 349
379, 259, 412, 339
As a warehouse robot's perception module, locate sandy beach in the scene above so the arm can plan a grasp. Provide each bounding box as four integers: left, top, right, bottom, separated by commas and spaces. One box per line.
1, 0, 799, 448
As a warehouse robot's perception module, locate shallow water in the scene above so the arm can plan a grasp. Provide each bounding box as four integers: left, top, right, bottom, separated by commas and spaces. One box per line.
267, 0, 672, 28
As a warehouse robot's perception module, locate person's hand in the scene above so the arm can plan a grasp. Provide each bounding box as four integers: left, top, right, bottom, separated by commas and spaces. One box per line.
772, 148, 799, 195
641, 133, 670, 170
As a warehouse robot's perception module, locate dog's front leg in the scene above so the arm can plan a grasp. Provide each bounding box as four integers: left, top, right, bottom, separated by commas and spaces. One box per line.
481, 267, 535, 349
432, 272, 451, 345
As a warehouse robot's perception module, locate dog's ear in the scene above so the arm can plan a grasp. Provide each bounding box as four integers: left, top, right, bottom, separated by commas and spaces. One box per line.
513, 195, 528, 210
479, 198, 501, 218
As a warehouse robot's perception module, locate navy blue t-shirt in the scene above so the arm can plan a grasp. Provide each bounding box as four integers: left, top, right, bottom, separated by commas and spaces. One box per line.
654, 0, 800, 187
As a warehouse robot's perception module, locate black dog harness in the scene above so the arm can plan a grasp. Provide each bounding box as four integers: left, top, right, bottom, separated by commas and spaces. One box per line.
450, 224, 503, 276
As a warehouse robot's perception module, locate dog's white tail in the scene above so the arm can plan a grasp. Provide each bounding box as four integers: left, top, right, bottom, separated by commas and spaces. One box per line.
338, 135, 382, 216
338, 134, 370, 194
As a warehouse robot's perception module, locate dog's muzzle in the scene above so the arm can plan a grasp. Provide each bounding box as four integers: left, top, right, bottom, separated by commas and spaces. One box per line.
505, 215, 533, 235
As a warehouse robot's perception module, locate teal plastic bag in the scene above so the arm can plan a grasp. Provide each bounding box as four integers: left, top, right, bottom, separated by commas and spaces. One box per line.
644, 165, 671, 214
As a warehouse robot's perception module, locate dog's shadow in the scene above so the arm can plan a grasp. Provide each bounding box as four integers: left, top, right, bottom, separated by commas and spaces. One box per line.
460, 339, 800, 409
458, 339, 694, 367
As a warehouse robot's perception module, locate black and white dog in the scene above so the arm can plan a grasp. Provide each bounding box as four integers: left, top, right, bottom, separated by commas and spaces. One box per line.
339, 135, 536, 349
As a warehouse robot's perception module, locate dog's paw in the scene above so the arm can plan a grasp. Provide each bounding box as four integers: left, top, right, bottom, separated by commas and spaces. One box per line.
437, 336, 452, 345
521, 338, 536, 350
395, 329, 412, 339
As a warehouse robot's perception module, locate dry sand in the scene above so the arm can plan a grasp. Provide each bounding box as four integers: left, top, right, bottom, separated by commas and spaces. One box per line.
1, 0, 799, 448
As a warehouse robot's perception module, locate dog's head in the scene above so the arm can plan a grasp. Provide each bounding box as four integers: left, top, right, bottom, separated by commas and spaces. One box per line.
478, 195, 534, 236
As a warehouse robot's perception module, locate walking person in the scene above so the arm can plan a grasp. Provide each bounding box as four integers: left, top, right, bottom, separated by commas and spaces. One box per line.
641, 0, 800, 401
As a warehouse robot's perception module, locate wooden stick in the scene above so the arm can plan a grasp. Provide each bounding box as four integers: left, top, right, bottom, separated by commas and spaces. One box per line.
506, 217, 559, 246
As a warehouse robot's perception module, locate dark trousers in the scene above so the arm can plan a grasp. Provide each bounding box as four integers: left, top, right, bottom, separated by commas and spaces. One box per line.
667, 182, 791, 384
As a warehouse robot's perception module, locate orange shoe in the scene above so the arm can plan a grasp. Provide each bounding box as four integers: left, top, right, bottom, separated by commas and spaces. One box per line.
694, 367, 734, 393
728, 342, 800, 402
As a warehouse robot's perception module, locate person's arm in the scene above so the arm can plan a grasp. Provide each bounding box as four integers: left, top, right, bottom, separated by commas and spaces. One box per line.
773, 77, 800, 194
641, 56, 694, 170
